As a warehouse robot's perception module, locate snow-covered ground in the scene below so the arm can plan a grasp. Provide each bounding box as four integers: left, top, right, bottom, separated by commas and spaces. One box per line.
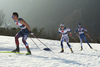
0, 36, 100, 67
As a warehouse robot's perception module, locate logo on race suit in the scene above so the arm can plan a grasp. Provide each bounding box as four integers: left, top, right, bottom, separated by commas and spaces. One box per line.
79, 28, 81, 30
16, 23, 18, 25
61, 31, 64, 33
22, 24, 25, 26
79, 28, 81, 31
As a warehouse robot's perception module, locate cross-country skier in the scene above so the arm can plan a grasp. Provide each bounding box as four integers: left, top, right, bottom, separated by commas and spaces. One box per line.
11, 12, 33, 55
75, 23, 93, 50
58, 23, 73, 53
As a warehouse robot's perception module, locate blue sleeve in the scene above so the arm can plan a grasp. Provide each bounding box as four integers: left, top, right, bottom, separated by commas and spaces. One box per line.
59, 32, 61, 34
69, 29, 71, 33
83, 27, 87, 32
75, 28, 78, 33
58, 28, 61, 34
67, 28, 71, 33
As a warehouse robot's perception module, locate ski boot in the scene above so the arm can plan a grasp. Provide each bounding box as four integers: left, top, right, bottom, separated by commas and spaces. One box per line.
80, 46, 83, 51
60, 50, 64, 53
89, 45, 93, 49
26, 49, 31, 55
12, 48, 20, 53
12, 45, 20, 53
70, 48, 73, 53
60, 48, 64, 53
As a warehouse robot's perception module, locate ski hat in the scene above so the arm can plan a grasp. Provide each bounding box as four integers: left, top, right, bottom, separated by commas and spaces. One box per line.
78, 23, 81, 26
60, 23, 64, 27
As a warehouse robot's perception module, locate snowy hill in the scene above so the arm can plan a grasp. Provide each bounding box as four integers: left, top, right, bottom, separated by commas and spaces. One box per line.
0, 36, 100, 67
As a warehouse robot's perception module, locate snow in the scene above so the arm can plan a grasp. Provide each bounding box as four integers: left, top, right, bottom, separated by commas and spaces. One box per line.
0, 36, 100, 67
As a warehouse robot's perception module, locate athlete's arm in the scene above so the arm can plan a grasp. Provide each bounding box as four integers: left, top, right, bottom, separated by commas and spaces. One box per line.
59, 34, 62, 37
67, 28, 72, 36
67, 28, 71, 32
20, 19, 31, 32
58, 28, 62, 37
83, 27, 87, 32
75, 28, 78, 33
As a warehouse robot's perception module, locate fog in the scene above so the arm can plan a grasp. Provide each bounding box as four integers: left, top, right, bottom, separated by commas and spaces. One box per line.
0, 0, 100, 40
0, 0, 83, 29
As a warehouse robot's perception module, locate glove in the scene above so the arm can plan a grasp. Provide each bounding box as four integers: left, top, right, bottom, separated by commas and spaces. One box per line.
91, 39, 93, 41
29, 31, 31, 33
74, 32, 76, 34
60, 34, 62, 37
70, 33, 72, 36
29, 31, 34, 35
30, 33, 34, 35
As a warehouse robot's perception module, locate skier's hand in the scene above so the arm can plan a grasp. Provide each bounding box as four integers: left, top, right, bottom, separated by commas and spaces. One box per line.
91, 39, 93, 41
70, 33, 72, 37
29, 31, 34, 35
74, 32, 76, 34
30, 33, 34, 35
60, 34, 62, 37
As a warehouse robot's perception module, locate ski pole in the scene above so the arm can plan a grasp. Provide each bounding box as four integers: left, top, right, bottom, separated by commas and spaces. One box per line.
29, 37, 42, 51
85, 33, 93, 41
76, 33, 79, 37
32, 35, 54, 53
84, 27, 94, 42
71, 36, 78, 42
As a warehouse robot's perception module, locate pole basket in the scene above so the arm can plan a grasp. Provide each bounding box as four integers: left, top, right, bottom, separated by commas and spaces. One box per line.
43, 48, 51, 51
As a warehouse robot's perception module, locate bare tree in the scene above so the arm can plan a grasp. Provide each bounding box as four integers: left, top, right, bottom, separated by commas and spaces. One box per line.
0, 10, 5, 26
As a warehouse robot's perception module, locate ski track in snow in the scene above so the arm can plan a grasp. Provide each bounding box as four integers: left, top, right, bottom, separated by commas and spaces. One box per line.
0, 36, 100, 67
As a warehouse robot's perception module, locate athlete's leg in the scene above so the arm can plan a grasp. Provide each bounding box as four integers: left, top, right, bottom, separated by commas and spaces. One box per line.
83, 36, 93, 49
22, 34, 31, 54
15, 31, 22, 46
22, 35, 29, 49
66, 37, 73, 53
80, 37, 82, 46
21, 28, 31, 55
60, 37, 64, 52
66, 42, 73, 53
83, 36, 89, 45
67, 42, 71, 48
79, 35, 83, 50
12, 31, 23, 52
61, 41, 64, 49
65, 37, 70, 48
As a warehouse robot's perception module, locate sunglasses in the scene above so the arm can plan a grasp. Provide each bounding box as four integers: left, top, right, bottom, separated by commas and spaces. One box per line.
78, 25, 81, 26
12, 16, 14, 18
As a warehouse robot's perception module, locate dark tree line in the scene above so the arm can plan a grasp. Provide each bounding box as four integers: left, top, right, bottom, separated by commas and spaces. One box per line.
0, 6, 100, 43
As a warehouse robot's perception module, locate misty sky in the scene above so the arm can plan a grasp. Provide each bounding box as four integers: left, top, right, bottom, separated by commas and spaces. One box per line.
0, 0, 100, 36
0, 0, 78, 29
0, 0, 43, 29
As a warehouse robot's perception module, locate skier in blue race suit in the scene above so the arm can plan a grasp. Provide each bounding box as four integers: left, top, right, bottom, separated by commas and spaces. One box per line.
12, 12, 33, 55
75, 23, 93, 50
58, 23, 73, 53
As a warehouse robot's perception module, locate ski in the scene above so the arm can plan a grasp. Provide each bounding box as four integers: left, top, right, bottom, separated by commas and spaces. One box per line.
0, 51, 26, 55
79, 49, 97, 51
92, 49, 97, 51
